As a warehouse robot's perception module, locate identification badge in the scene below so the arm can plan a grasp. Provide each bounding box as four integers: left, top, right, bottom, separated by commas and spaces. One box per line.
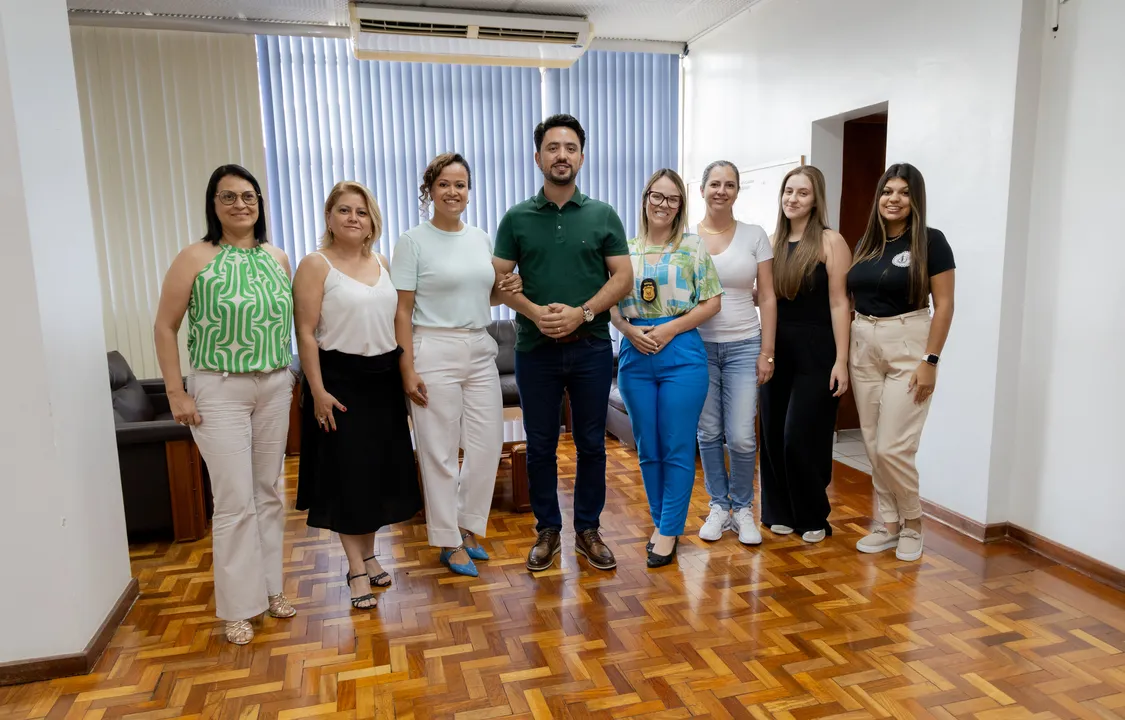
640, 278, 657, 303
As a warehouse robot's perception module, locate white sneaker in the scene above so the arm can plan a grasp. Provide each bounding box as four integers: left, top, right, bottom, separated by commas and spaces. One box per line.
770, 524, 794, 535
699, 506, 731, 542
856, 527, 900, 554
731, 508, 762, 545
802, 529, 826, 543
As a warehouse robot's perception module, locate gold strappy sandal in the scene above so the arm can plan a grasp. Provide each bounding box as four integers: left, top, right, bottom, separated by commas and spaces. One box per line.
225, 619, 254, 645
268, 593, 296, 618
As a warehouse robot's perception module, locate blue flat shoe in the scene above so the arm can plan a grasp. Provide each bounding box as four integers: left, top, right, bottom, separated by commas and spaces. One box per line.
461, 531, 490, 561
439, 547, 478, 577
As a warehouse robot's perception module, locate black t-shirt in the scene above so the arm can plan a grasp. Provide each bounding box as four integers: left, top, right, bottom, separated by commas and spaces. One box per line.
847, 227, 955, 317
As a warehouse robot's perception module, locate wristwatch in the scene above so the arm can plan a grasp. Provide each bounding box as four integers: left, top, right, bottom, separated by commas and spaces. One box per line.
581, 304, 594, 323
922, 353, 940, 366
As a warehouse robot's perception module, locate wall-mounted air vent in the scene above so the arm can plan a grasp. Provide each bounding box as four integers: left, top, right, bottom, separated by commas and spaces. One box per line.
358, 18, 469, 39
350, 3, 594, 68
476, 26, 582, 45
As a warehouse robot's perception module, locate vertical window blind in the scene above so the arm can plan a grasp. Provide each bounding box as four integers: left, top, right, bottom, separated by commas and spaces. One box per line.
255, 38, 681, 319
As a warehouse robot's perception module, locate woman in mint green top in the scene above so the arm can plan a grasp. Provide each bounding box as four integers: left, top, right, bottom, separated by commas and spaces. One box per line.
391, 152, 522, 578
154, 165, 297, 646
609, 168, 723, 568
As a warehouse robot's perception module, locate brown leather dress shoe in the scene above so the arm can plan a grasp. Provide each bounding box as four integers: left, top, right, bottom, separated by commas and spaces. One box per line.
575, 529, 616, 570
526, 528, 562, 572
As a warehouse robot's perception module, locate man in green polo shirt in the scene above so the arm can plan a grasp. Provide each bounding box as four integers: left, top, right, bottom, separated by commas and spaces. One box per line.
493, 114, 633, 573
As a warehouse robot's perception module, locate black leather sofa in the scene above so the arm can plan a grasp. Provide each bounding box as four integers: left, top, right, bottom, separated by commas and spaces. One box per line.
605, 344, 635, 449
109, 351, 208, 542
486, 318, 521, 408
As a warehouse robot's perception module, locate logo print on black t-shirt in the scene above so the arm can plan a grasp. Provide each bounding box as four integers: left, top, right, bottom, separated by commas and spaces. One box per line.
892, 250, 911, 268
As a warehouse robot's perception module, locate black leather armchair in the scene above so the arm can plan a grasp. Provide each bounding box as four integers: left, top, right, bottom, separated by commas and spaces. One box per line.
109, 351, 208, 542
486, 319, 521, 408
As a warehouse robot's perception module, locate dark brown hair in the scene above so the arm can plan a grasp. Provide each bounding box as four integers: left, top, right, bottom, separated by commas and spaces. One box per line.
203, 164, 267, 245
852, 163, 929, 307
771, 165, 831, 299
419, 152, 472, 216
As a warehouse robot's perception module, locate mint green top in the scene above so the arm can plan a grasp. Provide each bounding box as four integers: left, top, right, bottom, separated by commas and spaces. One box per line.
390, 221, 496, 329
618, 233, 723, 320
187, 244, 293, 373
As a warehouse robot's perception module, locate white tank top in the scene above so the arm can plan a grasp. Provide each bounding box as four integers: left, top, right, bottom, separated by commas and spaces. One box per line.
313, 252, 398, 357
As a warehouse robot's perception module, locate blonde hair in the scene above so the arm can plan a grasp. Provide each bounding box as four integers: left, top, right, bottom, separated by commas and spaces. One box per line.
770, 166, 831, 300
320, 181, 382, 255
638, 168, 689, 252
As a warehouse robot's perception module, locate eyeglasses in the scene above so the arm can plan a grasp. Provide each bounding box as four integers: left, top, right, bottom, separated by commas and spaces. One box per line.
215, 190, 260, 206
646, 191, 682, 209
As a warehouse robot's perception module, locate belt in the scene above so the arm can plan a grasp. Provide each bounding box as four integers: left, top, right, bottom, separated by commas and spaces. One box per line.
552, 329, 591, 344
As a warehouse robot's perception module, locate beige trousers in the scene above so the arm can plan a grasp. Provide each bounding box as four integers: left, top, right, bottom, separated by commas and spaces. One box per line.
188, 368, 294, 621
849, 310, 933, 524
410, 327, 503, 548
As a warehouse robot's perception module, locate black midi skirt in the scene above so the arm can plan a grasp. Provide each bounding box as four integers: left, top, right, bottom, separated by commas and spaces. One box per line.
296, 347, 422, 535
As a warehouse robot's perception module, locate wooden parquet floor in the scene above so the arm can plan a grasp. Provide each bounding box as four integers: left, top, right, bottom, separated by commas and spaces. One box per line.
3, 438, 1125, 720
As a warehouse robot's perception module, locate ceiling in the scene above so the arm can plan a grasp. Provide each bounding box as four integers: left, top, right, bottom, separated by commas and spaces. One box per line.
66, 0, 756, 43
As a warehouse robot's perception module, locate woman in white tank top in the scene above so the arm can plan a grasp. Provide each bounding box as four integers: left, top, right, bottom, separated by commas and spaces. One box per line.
691, 161, 778, 546
293, 181, 422, 612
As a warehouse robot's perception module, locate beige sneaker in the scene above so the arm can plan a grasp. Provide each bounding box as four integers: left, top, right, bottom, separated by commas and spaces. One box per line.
856, 527, 899, 554
895, 528, 923, 561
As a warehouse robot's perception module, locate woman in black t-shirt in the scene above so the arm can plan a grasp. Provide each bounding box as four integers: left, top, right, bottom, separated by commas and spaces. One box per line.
847, 163, 955, 563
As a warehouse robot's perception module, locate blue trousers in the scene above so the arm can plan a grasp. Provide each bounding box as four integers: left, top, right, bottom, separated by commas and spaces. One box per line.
617, 317, 709, 536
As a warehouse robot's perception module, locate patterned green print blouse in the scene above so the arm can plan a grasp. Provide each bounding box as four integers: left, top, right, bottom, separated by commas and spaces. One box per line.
188, 244, 294, 373
618, 233, 723, 320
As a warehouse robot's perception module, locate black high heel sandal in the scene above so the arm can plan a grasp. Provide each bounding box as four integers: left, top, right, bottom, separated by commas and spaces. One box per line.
363, 555, 392, 588
647, 537, 679, 568
346, 571, 377, 610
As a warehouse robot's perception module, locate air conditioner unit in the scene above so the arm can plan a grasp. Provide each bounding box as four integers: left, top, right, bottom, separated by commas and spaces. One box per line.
349, 3, 594, 68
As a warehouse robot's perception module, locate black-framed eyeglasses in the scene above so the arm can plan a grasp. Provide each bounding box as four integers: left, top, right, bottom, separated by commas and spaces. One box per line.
646, 191, 682, 209
216, 190, 260, 206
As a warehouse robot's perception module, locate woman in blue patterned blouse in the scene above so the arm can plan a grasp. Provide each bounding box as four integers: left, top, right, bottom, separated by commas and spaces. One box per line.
610, 168, 723, 568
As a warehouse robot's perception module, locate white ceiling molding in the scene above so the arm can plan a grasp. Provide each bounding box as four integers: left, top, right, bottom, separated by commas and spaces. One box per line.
67, 0, 750, 44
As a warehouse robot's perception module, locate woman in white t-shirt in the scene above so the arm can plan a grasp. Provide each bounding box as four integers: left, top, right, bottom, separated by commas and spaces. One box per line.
693, 161, 778, 545
391, 153, 521, 578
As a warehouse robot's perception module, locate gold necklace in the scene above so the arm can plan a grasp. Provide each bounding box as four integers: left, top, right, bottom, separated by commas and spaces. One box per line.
699, 219, 736, 235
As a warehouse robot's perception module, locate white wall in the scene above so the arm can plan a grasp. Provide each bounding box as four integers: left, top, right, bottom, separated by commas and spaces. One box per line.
684, 0, 1027, 524
0, 0, 132, 662
1009, 0, 1125, 569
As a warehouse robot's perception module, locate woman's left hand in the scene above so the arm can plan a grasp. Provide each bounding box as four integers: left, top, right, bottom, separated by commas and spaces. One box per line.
908, 362, 936, 404
643, 324, 677, 353
497, 272, 522, 294
829, 360, 849, 397
756, 353, 774, 385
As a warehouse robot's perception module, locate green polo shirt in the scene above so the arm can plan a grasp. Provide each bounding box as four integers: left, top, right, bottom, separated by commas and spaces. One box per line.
494, 187, 628, 351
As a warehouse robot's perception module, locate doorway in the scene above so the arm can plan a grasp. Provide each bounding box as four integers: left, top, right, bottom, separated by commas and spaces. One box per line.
835, 112, 887, 431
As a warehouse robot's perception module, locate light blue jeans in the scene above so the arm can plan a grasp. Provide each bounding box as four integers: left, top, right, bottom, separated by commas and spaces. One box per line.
697, 335, 761, 511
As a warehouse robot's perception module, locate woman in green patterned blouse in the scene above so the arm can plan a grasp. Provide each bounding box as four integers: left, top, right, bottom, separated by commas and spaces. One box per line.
154, 165, 297, 646
609, 168, 723, 568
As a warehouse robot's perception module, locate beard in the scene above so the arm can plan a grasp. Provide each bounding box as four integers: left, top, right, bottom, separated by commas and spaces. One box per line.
541, 161, 575, 186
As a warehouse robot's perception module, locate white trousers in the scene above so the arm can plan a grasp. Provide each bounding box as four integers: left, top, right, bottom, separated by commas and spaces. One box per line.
411, 327, 503, 548
188, 368, 293, 621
